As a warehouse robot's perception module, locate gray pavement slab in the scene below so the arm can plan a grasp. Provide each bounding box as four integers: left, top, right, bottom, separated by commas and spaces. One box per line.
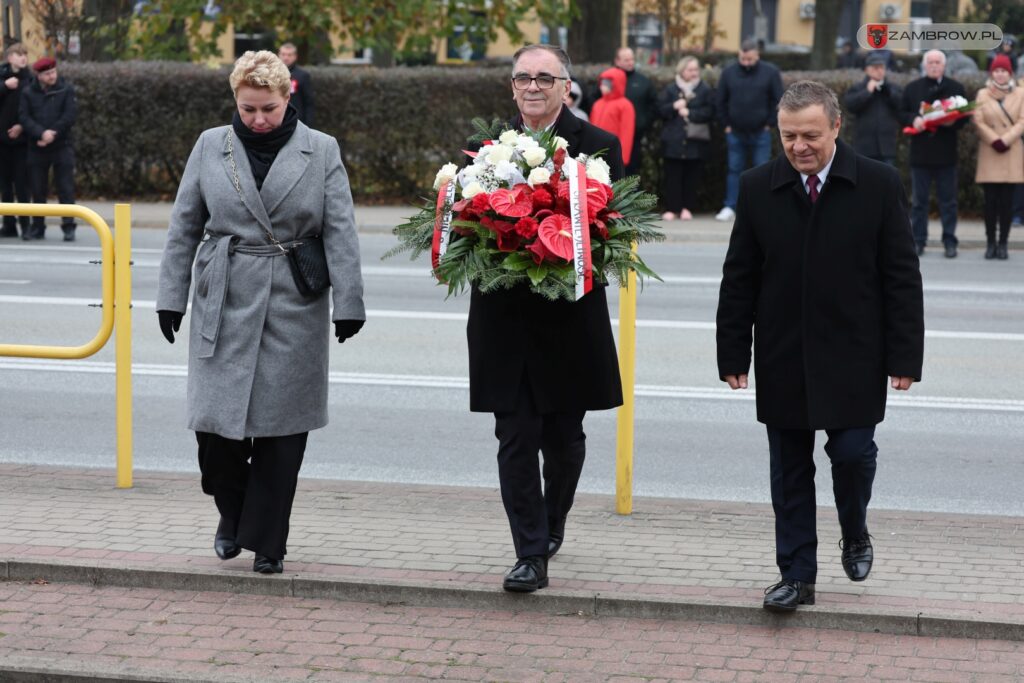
2, 464, 1024, 643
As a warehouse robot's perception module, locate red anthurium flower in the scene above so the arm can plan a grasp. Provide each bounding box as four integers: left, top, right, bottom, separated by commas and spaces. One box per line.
557, 177, 610, 214
590, 219, 609, 240
527, 239, 555, 265
489, 185, 533, 218
537, 214, 575, 261
452, 199, 469, 212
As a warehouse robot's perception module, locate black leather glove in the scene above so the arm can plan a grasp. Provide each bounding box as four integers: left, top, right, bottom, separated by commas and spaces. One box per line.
334, 319, 364, 343
157, 310, 183, 344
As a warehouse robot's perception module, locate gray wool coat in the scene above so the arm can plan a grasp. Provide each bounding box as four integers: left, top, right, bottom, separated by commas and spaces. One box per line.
157, 122, 365, 440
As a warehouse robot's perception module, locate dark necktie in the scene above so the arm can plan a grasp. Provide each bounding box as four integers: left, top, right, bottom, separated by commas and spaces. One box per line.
807, 175, 820, 203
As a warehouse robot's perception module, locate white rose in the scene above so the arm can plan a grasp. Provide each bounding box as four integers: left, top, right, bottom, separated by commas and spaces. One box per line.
499, 130, 519, 145
461, 181, 485, 199
553, 136, 569, 151
522, 147, 548, 168
586, 157, 611, 186
432, 162, 459, 190
515, 135, 540, 152
528, 167, 552, 188
486, 144, 514, 164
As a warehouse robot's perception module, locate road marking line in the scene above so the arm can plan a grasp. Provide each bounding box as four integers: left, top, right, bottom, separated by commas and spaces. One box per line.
0, 279, 30, 284
1, 358, 1022, 412
4, 295, 1023, 341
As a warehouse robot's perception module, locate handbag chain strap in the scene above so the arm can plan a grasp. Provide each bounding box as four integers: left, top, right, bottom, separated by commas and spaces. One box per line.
226, 129, 287, 253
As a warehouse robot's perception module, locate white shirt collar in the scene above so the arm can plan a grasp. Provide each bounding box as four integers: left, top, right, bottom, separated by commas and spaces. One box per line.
800, 144, 837, 195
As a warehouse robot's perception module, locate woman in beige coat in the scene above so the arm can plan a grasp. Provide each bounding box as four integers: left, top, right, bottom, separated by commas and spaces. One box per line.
973, 54, 1024, 259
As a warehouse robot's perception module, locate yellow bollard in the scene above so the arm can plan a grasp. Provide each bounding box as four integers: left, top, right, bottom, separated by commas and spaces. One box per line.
615, 244, 638, 515
114, 204, 133, 489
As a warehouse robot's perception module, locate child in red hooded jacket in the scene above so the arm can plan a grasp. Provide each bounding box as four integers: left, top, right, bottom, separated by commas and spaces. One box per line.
590, 67, 636, 166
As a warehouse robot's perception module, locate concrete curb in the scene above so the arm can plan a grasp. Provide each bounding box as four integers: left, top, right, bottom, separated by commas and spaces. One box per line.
5, 558, 1023, 643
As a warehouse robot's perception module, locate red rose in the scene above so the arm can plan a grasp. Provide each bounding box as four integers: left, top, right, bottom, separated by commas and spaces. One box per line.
552, 148, 566, 176
496, 230, 522, 252
472, 192, 491, 213
514, 217, 539, 239
458, 209, 479, 222
531, 187, 554, 210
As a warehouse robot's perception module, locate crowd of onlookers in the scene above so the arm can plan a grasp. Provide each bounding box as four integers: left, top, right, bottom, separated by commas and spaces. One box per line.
573, 37, 1024, 260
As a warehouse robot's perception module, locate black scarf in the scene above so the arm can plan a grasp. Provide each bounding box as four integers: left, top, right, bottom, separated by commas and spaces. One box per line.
232, 104, 299, 190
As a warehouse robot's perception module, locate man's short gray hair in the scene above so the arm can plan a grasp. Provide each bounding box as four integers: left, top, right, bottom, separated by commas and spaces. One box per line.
511, 44, 572, 79
740, 39, 759, 53
778, 80, 841, 126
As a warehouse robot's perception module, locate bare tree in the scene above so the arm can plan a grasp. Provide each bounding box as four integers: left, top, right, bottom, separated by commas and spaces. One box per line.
568, 0, 622, 64
809, 0, 841, 70
24, 0, 86, 58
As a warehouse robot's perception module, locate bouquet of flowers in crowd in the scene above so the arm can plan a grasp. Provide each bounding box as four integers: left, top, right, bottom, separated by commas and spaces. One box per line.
387, 118, 663, 302
902, 95, 977, 135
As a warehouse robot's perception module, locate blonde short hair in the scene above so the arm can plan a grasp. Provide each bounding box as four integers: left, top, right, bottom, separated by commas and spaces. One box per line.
675, 56, 699, 76
229, 50, 291, 98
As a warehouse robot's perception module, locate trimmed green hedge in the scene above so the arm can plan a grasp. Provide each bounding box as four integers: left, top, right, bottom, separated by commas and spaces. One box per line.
61, 62, 988, 213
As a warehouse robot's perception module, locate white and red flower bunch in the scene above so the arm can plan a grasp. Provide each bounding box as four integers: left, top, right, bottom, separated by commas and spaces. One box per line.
903, 95, 976, 135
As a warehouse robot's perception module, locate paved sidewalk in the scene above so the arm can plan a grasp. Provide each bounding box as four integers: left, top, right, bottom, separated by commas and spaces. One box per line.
5, 464, 1024, 679
75, 200, 1021, 248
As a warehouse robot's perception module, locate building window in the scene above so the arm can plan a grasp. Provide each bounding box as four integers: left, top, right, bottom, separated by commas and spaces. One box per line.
234, 26, 275, 57
627, 13, 662, 66
742, 0, 777, 46
3, 0, 22, 44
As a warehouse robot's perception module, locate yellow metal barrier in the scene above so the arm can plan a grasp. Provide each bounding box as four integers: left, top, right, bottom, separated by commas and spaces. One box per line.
615, 244, 638, 515
0, 202, 133, 488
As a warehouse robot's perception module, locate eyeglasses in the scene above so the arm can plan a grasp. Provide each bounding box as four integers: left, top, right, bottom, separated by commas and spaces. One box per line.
511, 74, 567, 90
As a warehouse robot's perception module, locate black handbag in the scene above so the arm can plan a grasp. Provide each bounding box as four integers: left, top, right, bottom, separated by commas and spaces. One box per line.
286, 234, 330, 297
227, 129, 330, 297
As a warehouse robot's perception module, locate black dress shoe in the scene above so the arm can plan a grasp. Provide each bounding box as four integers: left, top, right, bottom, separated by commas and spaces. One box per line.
0, 227, 18, 238
502, 556, 548, 592
214, 516, 241, 560
840, 534, 874, 582
547, 517, 566, 559
763, 579, 815, 612
253, 555, 284, 574
997, 244, 1009, 260
915, 243, 925, 256
62, 230, 76, 242
944, 243, 957, 258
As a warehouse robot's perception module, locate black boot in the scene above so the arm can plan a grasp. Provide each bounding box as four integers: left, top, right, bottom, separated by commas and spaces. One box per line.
985, 240, 998, 260
253, 555, 284, 574
997, 243, 1009, 260
214, 516, 241, 560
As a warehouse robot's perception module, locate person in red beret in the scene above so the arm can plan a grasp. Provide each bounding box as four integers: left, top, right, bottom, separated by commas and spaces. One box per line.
973, 53, 1024, 260
18, 55, 78, 241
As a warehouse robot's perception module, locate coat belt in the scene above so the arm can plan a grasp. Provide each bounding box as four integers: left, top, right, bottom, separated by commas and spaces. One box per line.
197, 232, 301, 359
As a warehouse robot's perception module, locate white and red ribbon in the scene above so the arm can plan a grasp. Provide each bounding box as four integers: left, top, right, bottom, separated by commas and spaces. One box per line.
431, 179, 456, 278
564, 159, 594, 300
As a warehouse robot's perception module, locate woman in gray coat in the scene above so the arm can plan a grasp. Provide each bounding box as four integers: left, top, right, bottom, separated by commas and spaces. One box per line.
156, 51, 365, 574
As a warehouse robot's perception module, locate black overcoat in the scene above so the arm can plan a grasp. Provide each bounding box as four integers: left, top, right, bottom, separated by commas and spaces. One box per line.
716, 139, 924, 429
658, 80, 715, 160
467, 105, 625, 413
843, 76, 903, 159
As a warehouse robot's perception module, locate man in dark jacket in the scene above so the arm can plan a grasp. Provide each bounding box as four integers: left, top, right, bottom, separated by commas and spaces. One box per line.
19, 57, 77, 241
843, 51, 902, 165
900, 49, 968, 257
278, 43, 314, 126
714, 39, 784, 222
0, 42, 31, 238
717, 81, 924, 613
611, 47, 657, 177
471, 44, 623, 594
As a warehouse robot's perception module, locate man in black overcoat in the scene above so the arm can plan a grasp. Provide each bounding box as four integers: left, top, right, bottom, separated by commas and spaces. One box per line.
900, 50, 968, 258
716, 81, 924, 612
469, 44, 624, 593
843, 52, 902, 166
278, 42, 315, 126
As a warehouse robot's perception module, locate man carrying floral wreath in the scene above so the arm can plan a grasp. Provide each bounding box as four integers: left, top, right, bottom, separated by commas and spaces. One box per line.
470, 44, 625, 593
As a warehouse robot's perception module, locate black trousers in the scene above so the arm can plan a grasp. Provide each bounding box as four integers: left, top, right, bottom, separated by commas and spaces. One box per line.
27, 144, 76, 233
0, 144, 31, 233
661, 158, 704, 214
196, 431, 308, 560
982, 183, 1016, 245
494, 378, 586, 559
624, 138, 644, 178
767, 425, 877, 584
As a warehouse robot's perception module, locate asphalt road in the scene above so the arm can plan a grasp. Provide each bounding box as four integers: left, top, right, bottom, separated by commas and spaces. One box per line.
1, 228, 1022, 515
